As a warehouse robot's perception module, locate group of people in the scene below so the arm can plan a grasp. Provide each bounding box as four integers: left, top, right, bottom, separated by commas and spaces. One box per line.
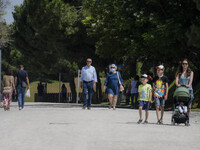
1, 65, 30, 110
80, 58, 194, 125
1, 58, 194, 125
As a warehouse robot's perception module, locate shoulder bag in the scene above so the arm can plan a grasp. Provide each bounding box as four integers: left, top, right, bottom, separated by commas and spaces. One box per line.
117, 72, 124, 92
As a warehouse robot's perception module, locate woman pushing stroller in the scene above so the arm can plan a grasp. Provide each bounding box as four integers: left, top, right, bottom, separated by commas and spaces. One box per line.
175, 58, 194, 118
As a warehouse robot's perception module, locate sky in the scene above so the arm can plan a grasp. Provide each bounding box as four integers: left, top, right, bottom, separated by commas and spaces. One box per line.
2, 0, 24, 24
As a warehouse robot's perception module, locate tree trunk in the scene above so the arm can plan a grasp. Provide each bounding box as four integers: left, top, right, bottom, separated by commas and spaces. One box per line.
69, 77, 76, 103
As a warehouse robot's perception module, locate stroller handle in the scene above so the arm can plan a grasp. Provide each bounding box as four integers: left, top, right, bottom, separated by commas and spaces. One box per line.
177, 85, 187, 88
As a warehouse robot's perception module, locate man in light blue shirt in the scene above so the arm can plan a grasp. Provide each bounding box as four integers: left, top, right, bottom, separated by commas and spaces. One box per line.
80, 58, 97, 109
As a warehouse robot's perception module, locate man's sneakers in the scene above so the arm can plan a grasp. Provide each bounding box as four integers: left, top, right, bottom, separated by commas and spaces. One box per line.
82, 107, 91, 110
19, 107, 23, 110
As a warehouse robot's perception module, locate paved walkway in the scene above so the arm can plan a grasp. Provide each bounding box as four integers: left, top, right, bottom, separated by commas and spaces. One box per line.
0, 102, 200, 150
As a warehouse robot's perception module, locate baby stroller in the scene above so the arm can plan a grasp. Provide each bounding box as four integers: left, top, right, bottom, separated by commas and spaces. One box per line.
171, 86, 190, 126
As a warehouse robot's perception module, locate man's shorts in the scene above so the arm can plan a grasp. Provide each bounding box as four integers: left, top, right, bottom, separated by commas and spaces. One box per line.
139, 100, 150, 110
155, 97, 165, 107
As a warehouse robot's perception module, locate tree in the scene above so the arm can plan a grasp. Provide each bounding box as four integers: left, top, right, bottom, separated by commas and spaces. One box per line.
0, 0, 20, 75
186, 0, 200, 70
0, 0, 9, 45
84, 0, 200, 76
13, 0, 98, 102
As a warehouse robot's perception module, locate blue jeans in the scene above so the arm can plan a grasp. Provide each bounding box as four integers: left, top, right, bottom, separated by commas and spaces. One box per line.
17, 85, 26, 108
83, 82, 93, 108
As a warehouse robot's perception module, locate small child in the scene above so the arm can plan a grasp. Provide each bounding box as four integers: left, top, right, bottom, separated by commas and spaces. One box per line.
137, 74, 152, 124
176, 102, 187, 114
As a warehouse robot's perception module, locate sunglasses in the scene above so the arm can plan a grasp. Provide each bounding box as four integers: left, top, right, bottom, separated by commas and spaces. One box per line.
157, 69, 163, 71
182, 63, 188, 65
111, 67, 115, 69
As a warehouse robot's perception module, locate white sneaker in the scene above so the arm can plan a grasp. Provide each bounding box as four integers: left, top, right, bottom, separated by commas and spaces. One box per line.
19, 107, 22, 110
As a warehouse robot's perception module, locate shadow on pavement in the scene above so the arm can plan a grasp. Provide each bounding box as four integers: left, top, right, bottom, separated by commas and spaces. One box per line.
123, 122, 188, 127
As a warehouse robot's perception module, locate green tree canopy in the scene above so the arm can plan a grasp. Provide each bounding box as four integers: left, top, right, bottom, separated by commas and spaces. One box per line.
13, 0, 95, 76
84, 0, 200, 72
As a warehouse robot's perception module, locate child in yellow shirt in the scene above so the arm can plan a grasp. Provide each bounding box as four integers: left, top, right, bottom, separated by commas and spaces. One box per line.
137, 74, 152, 124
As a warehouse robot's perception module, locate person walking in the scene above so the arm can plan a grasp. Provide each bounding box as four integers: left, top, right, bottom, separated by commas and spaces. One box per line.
37, 81, 44, 96
175, 59, 194, 121
130, 75, 140, 109
104, 64, 123, 110
80, 58, 97, 110
137, 74, 152, 124
14, 65, 30, 110
61, 83, 67, 103
125, 84, 131, 105
2, 69, 15, 111
153, 65, 169, 125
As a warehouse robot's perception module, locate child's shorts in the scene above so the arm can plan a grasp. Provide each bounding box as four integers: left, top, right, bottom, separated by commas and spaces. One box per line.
155, 97, 165, 107
139, 100, 150, 110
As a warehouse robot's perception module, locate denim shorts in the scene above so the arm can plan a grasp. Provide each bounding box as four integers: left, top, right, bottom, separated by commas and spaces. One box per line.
188, 89, 194, 106
155, 97, 165, 107
139, 100, 150, 110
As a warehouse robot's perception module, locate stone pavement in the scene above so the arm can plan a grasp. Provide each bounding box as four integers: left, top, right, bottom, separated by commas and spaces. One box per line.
0, 102, 200, 150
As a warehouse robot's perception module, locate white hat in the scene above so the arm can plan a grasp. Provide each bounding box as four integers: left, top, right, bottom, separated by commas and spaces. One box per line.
141, 74, 148, 79
156, 65, 164, 70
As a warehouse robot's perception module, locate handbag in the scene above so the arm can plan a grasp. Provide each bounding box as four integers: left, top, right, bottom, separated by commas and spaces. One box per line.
2, 87, 12, 93
117, 72, 124, 92
22, 81, 27, 88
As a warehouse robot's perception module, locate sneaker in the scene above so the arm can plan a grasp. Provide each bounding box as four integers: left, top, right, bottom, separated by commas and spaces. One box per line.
137, 119, 143, 124
82, 107, 86, 109
113, 107, 116, 110
157, 120, 160, 125
143, 120, 148, 124
159, 120, 163, 125
87, 107, 91, 110
19, 107, 22, 110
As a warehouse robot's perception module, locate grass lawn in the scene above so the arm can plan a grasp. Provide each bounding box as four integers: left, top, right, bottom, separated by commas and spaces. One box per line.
26, 78, 106, 102
26, 80, 60, 102
191, 108, 200, 112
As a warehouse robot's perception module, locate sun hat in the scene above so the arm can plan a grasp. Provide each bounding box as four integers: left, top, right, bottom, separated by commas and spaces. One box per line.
155, 65, 164, 70
141, 74, 148, 79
